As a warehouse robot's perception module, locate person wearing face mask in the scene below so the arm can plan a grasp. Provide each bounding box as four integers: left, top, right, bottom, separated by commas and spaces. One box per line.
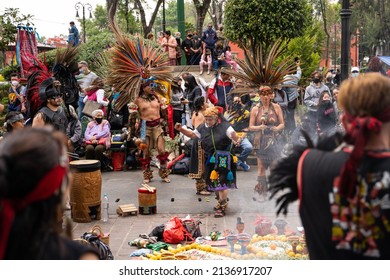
304, 71, 331, 132
76, 61, 98, 119
324, 71, 336, 96
32, 78, 68, 133
8, 73, 26, 114
84, 109, 111, 170
201, 23, 218, 61
182, 32, 194, 65
351, 66, 360, 78
184, 74, 202, 114
316, 90, 337, 137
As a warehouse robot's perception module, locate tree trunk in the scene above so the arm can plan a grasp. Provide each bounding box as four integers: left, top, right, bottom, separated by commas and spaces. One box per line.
193, 0, 213, 35
134, 0, 163, 38
107, 0, 119, 22
320, 0, 330, 68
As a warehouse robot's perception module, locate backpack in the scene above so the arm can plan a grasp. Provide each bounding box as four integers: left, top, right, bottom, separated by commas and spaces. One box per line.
182, 218, 202, 239
163, 216, 193, 244
171, 157, 190, 174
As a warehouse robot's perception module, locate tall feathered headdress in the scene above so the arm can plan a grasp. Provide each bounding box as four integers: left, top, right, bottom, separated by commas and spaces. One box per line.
25, 46, 80, 118
223, 40, 297, 96
106, 18, 172, 110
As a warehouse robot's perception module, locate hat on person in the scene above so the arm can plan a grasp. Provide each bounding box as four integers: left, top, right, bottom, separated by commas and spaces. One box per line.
204, 107, 221, 117
38, 77, 62, 102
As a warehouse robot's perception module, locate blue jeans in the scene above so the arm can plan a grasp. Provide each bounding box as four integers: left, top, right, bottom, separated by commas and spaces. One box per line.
237, 138, 253, 163
213, 59, 226, 72
78, 95, 85, 119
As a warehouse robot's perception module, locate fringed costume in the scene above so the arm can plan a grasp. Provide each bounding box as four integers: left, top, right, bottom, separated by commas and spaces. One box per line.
222, 40, 297, 199
188, 139, 209, 195
105, 18, 173, 183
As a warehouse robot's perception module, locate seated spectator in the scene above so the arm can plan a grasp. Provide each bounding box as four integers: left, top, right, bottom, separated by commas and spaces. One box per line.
66, 105, 83, 154
228, 96, 253, 171
224, 46, 238, 71
84, 109, 111, 170
107, 88, 130, 131
199, 48, 212, 75
0, 127, 99, 259
212, 42, 226, 74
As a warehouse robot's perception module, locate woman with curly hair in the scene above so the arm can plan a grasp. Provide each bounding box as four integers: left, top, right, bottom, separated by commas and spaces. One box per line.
269, 73, 390, 259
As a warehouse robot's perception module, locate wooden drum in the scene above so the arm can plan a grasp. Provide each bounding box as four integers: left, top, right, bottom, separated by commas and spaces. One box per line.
69, 160, 102, 223
138, 186, 157, 215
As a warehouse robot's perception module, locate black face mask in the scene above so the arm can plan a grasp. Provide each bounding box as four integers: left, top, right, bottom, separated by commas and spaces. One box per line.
95, 118, 103, 124
313, 78, 321, 84
320, 100, 332, 108
326, 77, 332, 82
184, 82, 189, 88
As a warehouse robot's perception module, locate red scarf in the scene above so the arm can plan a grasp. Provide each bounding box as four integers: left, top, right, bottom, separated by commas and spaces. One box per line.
340, 107, 390, 197
0, 165, 67, 259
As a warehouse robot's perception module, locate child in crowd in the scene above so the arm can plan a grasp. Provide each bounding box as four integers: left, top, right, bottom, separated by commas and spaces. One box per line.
199, 48, 212, 75
224, 46, 238, 71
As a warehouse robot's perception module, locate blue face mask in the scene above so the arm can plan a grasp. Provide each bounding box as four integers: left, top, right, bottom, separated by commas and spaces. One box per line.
351, 72, 359, 78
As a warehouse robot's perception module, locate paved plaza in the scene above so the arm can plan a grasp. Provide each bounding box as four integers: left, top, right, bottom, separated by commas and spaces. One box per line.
66, 165, 302, 260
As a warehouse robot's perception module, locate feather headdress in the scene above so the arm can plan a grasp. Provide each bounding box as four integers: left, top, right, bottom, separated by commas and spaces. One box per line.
25, 46, 80, 118
106, 18, 172, 110
223, 40, 298, 96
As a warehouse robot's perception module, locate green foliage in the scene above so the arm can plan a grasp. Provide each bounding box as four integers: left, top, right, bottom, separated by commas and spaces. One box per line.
350, 0, 390, 56
277, 23, 323, 86
78, 33, 115, 69
155, 0, 197, 34
224, 0, 312, 51
0, 8, 34, 53
0, 84, 10, 100
0, 64, 20, 81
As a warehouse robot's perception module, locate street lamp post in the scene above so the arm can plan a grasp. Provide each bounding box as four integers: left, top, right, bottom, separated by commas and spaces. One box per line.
162, 0, 166, 33
340, 0, 352, 83
75, 2, 92, 43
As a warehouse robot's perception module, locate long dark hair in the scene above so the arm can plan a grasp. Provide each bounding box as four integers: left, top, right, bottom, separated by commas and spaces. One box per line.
0, 128, 67, 259
184, 74, 199, 91
193, 96, 205, 116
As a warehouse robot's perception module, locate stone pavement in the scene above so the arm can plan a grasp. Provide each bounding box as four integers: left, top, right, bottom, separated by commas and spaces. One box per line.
66, 165, 302, 260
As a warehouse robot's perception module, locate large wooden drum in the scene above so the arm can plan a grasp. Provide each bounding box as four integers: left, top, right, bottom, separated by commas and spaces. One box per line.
69, 160, 102, 223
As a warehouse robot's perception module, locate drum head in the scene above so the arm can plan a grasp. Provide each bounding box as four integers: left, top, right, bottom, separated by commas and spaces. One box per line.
69, 159, 101, 172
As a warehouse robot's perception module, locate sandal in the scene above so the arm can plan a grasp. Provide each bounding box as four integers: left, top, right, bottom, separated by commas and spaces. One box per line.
162, 177, 171, 183
214, 209, 225, 218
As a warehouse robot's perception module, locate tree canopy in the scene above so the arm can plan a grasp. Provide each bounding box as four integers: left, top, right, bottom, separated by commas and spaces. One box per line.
224, 0, 312, 52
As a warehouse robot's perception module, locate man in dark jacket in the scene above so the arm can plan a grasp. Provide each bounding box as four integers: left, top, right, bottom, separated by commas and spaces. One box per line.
201, 23, 218, 60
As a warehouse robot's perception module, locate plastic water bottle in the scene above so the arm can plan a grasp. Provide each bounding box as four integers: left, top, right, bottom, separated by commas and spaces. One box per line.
102, 193, 109, 222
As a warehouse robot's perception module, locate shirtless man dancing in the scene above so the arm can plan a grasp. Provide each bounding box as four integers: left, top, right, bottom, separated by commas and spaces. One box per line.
134, 80, 171, 183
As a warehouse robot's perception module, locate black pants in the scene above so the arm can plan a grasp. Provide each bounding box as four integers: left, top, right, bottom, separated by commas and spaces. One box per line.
285, 99, 297, 135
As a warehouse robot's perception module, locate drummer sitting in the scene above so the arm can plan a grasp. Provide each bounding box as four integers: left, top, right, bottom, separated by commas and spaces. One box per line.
84, 109, 112, 170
